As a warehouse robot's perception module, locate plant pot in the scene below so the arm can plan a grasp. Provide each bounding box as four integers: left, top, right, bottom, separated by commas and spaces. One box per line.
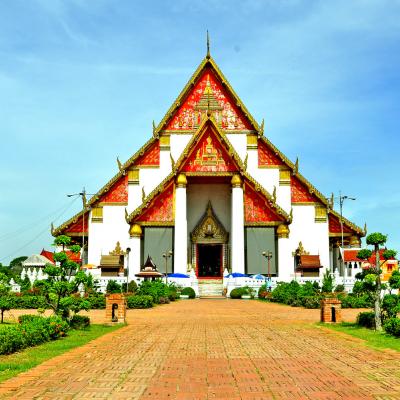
180, 295, 190, 299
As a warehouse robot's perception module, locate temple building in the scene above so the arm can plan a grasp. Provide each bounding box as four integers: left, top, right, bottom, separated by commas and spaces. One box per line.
52, 46, 365, 293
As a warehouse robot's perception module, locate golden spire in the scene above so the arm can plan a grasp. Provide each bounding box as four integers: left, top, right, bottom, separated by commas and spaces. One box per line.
206, 30, 210, 59
293, 157, 299, 175
142, 187, 146, 202
117, 157, 123, 171
152, 120, 157, 137
272, 186, 277, 203
259, 119, 264, 136
243, 153, 248, 171
124, 208, 129, 223
170, 153, 175, 169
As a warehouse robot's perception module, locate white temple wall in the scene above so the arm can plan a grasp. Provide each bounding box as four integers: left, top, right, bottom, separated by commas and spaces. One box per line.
226, 133, 247, 161
88, 206, 130, 266
139, 167, 167, 198
170, 134, 192, 161
251, 168, 280, 198
288, 205, 330, 276
186, 183, 231, 249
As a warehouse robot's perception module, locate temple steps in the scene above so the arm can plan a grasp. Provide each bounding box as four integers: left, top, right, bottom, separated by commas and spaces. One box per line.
198, 279, 224, 297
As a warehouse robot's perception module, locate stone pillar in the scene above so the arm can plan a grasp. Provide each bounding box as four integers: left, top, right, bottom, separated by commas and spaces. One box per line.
231, 174, 245, 274
106, 293, 126, 323
320, 298, 342, 323
128, 224, 142, 282
174, 173, 188, 274
277, 224, 292, 280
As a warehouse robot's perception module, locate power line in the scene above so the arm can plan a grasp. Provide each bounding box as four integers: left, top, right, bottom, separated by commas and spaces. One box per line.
0, 197, 80, 262
0, 197, 78, 243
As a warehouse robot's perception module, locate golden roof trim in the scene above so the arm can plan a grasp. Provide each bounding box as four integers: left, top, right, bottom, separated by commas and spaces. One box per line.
328, 209, 365, 236
51, 209, 88, 237
154, 56, 260, 135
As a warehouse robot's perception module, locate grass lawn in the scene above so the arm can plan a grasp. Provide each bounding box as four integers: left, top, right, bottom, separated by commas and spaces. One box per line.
0, 324, 123, 383
322, 322, 400, 352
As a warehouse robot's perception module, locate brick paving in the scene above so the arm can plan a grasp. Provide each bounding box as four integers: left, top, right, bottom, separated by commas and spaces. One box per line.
1, 301, 400, 399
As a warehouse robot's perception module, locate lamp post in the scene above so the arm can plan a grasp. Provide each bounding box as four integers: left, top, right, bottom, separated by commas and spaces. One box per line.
163, 250, 173, 284
338, 191, 356, 284
125, 247, 131, 293
262, 250, 273, 290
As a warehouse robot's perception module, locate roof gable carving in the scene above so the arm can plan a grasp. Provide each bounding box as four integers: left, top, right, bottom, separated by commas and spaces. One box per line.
155, 57, 260, 135
243, 181, 286, 225
191, 201, 228, 244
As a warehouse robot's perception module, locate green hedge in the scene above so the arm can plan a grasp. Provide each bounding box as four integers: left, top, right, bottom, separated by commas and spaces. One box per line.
384, 317, 400, 337
181, 287, 196, 299
69, 315, 90, 330
0, 315, 69, 355
126, 295, 153, 309
356, 311, 375, 329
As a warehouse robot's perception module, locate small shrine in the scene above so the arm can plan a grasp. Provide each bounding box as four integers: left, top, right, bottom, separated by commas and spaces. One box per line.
135, 255, 163, 281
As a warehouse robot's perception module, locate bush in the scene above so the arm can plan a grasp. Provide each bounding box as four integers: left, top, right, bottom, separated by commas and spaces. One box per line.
106, 280, 122, 294
137, 280, 169, 304
229, 287, 247, 299
126, 295, 153, 309
334, 284, 345, 293
181, 287, 196, 299
258, 284, 269, 299
0, 315, 69, 355
69, 315, 90, 330
356, 311, 375, 329
321, 270, 333, 293
384, 317, 400, 337
10, 294, 47, 309
301, 296, 321, 309
158, 296, 170, 304
270, 281, 301, 305
338, 294, 373, 309
86, 293, 106, 309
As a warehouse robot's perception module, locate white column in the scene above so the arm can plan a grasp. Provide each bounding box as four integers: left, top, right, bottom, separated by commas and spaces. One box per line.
128, 224, 142, 282
231, 174, 245, 274
277, 225, 293, 281
174, 174, 188, 274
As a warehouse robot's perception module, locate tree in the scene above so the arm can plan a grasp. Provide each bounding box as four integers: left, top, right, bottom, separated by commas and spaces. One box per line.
36, 236, 90, 320
9, 256, 28, 275
321, 269, 334, 293
357, 232, 397, 331
0, 273, 13, 323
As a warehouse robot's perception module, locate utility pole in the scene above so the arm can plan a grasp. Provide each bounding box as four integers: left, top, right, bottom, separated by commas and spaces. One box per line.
262, 250, 273, 290
162, 250, 173, 284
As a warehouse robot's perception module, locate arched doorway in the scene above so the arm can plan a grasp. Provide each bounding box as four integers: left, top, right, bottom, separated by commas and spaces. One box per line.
190, 201, 229, 278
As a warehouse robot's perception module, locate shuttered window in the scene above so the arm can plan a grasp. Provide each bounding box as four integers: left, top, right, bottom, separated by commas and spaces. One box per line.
245, 227, 277, 275
143, 227, 174, 273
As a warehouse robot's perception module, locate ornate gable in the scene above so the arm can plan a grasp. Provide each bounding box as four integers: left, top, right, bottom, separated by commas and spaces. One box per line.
64, 213, 89, 235
191, 201, 228, 244
135, 182, 174, 225
258, 140, 284, 167
134, 140, 160, 167
244, 181, 286, 225
180, 122, 240, 173
98, 175, 128, 204
328, 213, 354, 235
291, 176, 319, 203
166, 68, 252, 132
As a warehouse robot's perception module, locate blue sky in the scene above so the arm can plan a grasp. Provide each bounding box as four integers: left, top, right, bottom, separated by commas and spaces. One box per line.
0, 0, 399, 264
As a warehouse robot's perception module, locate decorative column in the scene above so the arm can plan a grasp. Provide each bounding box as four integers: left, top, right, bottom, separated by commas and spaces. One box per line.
174, 173, 188, 274
231, 174, 245, 274
277, 224, 292, 281
128, 224, 142, 282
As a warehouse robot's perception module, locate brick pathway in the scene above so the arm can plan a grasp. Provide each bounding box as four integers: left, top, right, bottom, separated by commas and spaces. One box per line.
1, 300, 400, 399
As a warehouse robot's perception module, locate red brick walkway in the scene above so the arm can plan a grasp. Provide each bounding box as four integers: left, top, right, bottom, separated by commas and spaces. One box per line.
1, 300, 400, 399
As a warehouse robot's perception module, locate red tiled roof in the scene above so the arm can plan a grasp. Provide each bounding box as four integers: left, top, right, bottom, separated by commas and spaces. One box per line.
343, 248, 393, 264
298, 255, 322, 269
40, 249, 81, 264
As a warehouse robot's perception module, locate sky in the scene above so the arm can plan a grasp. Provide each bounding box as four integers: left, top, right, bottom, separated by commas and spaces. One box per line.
0, 0, 399, 264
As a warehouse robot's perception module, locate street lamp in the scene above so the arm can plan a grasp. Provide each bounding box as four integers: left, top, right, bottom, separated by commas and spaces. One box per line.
125, 247, 131, 293
162, 250, 173, 284
338, 191, 356, 284
262, 250, 273, 290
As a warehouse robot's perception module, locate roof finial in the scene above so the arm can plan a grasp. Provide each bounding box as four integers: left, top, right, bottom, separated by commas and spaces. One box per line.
206, 30, 210, 59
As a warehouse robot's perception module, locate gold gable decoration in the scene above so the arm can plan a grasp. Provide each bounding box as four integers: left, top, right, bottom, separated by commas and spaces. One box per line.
315, 204, 327, 223
109, 241, 126, 256
91, 207, 103, 223
191, 201, 229, 244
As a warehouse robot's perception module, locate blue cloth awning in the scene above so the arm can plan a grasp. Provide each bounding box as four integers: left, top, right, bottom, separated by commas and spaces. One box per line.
224, 272, 248, 278
167, 273, 190, 278
250, 274, 267, 280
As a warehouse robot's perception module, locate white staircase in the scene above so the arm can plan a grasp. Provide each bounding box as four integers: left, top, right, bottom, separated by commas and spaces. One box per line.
198, 279, 224, 297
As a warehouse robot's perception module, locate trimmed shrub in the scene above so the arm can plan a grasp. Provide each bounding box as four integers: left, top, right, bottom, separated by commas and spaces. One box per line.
356, 311, 375, 329
69, 315, 90, 330
106, 280, 122, 294
229, 288, 247, 299
384, 317, 400, 337
86, 293, 106, 309
0, 315, 69, 355
301, 296, 321, 309
158, 296, 170, 304
334, 284, 345, 293
126, 295, 153, 309
137, 280, 169, 304
181, 287, 196, 299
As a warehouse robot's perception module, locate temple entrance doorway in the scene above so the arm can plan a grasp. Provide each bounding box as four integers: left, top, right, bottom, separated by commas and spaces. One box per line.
197, 244, 222, 278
